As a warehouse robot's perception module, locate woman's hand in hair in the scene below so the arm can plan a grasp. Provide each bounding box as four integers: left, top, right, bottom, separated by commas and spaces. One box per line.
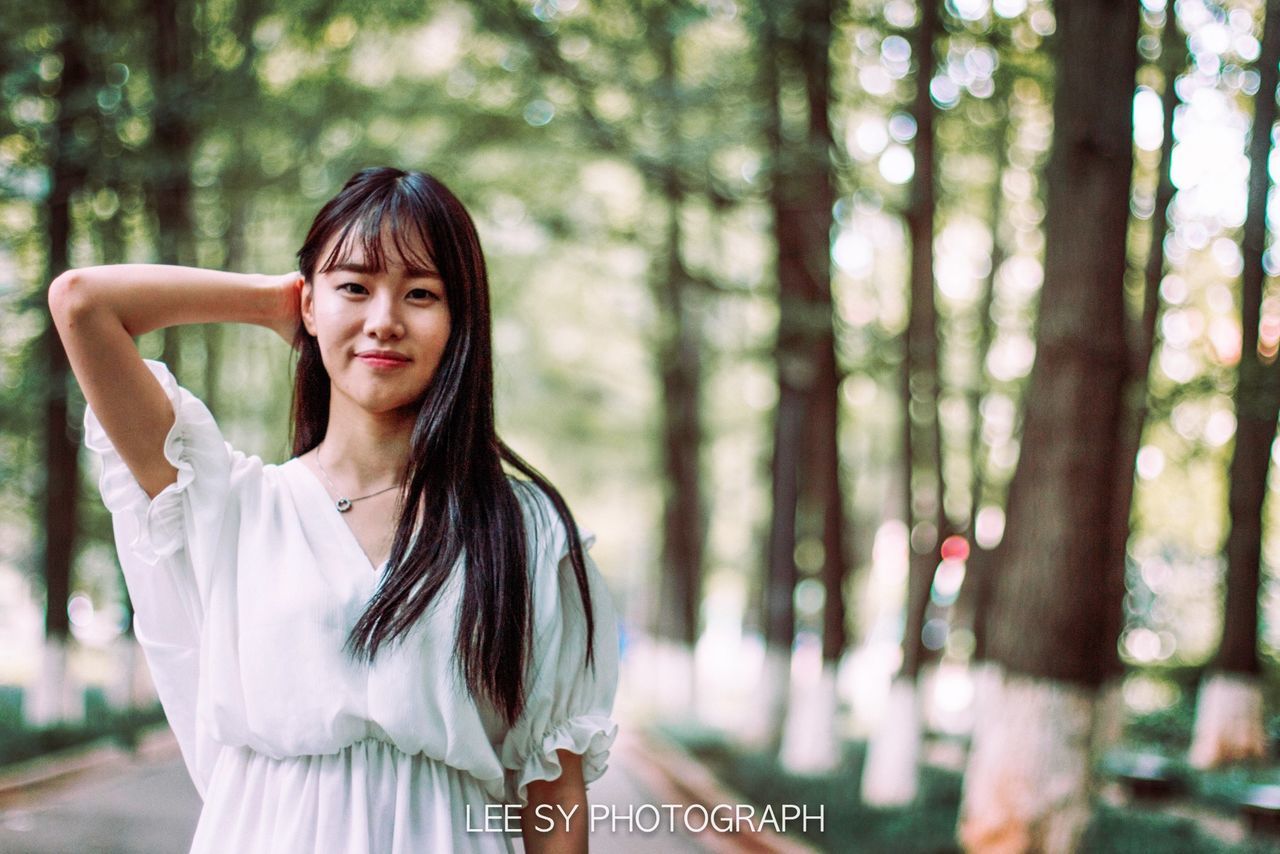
261, 271, 305, 350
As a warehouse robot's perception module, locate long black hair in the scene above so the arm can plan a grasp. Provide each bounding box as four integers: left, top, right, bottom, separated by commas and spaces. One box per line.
291, 166, 597, 727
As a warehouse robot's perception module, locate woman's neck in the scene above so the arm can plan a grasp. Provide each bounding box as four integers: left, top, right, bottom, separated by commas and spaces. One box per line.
318, 400, 415, 493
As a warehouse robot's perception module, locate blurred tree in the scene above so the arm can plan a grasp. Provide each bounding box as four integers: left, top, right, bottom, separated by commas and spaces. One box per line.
754, 0, 850, 765
861, 0, 940, 808
648, 3, 707, 720
769, 0, 850, 774
146, 0, 198, 375
756, 0, 801, 758
27, 0, 106, 726
1188, 0, 1280, 770
956, 2, 1140, 850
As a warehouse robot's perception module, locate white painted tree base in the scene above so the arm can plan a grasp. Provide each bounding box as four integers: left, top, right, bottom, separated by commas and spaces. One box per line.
1188, 672, 1267, 769
968, 660, 1003, 727
1090, 677, 1126, 757
652, 638, 697, 721
781, 661, 840, 774
24, 636, 85, 726
105, 634, 156, 710
622, 636, 696, 723
957, 670, 1095, 854
740, 645, 791, 752
860, 676, 921, 806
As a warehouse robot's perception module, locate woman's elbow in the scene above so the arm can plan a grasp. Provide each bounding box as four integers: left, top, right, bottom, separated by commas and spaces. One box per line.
48, 269, 90, 319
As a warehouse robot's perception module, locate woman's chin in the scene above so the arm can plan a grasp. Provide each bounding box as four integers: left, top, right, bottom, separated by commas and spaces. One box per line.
331, 384, 419, 416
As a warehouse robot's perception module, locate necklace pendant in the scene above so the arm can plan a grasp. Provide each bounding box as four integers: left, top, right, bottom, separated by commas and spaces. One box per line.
335, 497, 353, 513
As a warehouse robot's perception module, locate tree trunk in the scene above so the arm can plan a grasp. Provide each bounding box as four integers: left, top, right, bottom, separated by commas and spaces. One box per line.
782, 0, 847, 774
792, 331, 847, 775
958, 2, 1140, 849
898, 0, 944, 683
649, 7, 705, 723
864, 0, 940, 807
754, 0, 839, 756
1190, 0, 1280, 769
755, 0, 800, 754
148, 0, 198, 376
29, 14, 95, 728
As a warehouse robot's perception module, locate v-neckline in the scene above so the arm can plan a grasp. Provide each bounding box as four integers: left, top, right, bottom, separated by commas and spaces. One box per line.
286, 457, 390, 575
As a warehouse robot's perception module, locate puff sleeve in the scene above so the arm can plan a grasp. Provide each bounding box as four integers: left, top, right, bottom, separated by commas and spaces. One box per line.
500, 490, 621, 808
82, 357, 237, 796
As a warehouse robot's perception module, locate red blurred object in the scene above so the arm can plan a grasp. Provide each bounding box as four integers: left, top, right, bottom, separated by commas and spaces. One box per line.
941, 534, 969, 562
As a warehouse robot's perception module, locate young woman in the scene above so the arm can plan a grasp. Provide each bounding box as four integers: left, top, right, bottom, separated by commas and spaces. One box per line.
49, 167, 619, 853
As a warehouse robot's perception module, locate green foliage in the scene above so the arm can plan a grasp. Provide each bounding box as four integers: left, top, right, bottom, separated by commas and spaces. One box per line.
1126, 692, 1196, 752
0, 685, 168, 769
1081, 807, 1276, 854
661, 722, 1280, 854
658, 722, 962, 853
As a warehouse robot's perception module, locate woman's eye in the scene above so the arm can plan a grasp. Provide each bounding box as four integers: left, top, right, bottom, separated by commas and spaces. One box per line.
409, 289, 439, 300
338, 282, 367, 294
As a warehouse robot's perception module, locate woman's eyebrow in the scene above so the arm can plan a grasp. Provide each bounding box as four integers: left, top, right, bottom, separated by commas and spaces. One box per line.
331, 261, 440, 279
332, 261, 376, 274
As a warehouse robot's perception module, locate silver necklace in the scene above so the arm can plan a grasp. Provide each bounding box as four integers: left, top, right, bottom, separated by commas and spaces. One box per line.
314, 444, 400, 513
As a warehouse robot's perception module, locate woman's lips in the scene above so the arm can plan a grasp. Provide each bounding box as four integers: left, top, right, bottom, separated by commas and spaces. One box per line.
356, 354, 411, 369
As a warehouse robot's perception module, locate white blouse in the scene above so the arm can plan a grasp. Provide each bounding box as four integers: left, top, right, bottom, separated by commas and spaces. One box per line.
83, 359, 620, 853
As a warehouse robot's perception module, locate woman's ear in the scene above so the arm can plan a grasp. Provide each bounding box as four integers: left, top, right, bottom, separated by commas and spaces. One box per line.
301, 279, 317, 337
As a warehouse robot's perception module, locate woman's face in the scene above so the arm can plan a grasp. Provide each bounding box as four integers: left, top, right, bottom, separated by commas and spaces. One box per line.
301, 221, 452, 416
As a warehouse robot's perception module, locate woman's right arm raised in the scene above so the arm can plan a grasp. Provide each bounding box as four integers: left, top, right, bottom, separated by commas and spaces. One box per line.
48, 264, 302, 501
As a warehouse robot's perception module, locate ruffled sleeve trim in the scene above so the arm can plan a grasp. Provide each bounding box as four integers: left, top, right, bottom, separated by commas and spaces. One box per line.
82, 358, 215, 565
507, 714, 619, 808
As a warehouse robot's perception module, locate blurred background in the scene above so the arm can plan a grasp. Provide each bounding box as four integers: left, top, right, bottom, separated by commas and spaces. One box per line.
6, 0, 1280, 851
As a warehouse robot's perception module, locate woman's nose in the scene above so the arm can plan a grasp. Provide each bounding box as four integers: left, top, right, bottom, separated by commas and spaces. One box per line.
363, 292, 405, 338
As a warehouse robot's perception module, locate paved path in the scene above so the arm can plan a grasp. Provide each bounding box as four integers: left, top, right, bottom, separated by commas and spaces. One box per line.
0, 727, 715, 853
0, 748, 202, 853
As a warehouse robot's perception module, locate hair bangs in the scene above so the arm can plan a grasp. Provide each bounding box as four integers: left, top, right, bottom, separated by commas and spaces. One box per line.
317, 188, 439, 278
386, 191, 440, 276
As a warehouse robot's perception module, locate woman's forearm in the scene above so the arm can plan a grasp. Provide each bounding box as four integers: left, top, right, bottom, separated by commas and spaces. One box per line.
52, 264, 286, 337
520, 803, 589, 854
520, 751, 590, 853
